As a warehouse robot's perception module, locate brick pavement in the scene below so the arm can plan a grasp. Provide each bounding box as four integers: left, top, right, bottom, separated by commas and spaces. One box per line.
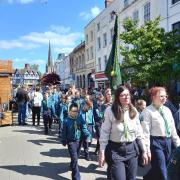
0, 114, 147, 180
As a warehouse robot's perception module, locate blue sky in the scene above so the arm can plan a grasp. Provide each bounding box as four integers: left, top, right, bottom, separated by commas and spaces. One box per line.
0, 0, 104, 72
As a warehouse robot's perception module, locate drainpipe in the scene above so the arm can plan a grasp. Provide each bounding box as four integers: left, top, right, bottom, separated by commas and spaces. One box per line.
166, 0, 169, 32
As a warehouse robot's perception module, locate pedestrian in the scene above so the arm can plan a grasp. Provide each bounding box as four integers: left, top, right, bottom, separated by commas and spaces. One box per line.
93, 93, 105, 155
78, 98, 94, 161
72, 91, 84, 114
141, 87, 180, 180
41, 92, 54, 134
16, 85, 29, 125
103, 88, 113, 109
31, 87, 43, 126
61, 103, 90, 180
58, 94, 69, 137
135, 99, 146, 122
99, 85, 148, 180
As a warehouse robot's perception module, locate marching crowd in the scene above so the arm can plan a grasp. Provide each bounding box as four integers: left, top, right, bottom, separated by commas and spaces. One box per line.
14, 84, 180, 180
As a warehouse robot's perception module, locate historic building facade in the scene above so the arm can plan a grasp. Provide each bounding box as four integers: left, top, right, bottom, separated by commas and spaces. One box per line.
12, 64, 40, 87
72, 41, 86, 89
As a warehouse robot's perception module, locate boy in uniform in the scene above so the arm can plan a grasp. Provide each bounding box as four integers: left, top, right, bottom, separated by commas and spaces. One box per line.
61, 103, 90, 180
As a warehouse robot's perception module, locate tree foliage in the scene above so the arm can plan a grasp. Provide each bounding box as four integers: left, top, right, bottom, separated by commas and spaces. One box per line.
30, 64, 42, 77
119, 17, 180, 87
41, 73, 61, 85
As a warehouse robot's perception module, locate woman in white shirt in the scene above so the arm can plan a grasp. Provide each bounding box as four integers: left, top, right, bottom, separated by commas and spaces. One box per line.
99, 86, 148, 180
141, 87, 180, 180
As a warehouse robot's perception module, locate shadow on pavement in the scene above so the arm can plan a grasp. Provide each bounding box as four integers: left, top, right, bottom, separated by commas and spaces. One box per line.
41, 148, 69, 158
13, 129, 45, 135
0, 162, 69, 180
28, 138, 61, 146
0, 161, 106, 179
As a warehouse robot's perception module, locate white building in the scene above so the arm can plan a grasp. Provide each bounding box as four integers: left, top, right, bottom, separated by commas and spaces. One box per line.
89, 0, 180, 89
64, 55, 71, 87
54, 53, 66, 88
72, 41, 86, 88
93, 0, 122, 89
12, 64, 40, 86
84, 20, 96, 88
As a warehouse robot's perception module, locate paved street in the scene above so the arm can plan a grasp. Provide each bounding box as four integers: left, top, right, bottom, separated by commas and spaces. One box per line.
0, 114, 149, 180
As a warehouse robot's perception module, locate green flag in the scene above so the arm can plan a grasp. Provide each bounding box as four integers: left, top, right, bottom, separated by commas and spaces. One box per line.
105, 14, 122, 91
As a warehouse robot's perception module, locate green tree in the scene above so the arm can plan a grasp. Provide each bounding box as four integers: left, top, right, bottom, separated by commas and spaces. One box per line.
119, 17, 180, 88
30, 64, 39, 71
30, 64, 42, 77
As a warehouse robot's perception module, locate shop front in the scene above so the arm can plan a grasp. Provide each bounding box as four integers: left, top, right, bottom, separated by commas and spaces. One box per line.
94, 72, 109, 89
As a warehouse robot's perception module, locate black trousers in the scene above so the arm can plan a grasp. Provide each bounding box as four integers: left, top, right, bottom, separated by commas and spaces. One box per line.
95, 122, 102, 152
144, 136, 172, 180
78, 124, 93, 158
43, 115, 53, 134
105, 140, 138, 180
68, 141, 80, 180
32, 106, 41, 125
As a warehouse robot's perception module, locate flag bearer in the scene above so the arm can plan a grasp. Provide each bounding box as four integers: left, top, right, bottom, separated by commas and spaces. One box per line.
61, 103, 90, 180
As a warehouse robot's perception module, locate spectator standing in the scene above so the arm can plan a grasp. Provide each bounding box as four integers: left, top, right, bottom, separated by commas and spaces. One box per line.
16, 85, 29, 125
31, 87, 43, 126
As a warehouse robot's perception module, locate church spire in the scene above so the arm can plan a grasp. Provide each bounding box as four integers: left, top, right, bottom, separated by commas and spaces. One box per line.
48, 41, 53, 66
46, 41, 54, 74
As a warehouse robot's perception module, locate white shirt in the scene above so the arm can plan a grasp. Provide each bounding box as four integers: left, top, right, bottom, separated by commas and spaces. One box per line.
32, 92, 43, 107
141, 104, 180, 152
99, 106, 147, 152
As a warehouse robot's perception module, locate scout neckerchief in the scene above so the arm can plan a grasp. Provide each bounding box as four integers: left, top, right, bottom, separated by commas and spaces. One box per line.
70, 116, 78, 135
122, 107, 129, 140
77, 99, 80, 110
156, 105, 171, 137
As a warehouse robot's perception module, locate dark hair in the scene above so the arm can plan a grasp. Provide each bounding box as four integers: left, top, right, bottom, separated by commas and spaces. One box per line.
111, 86, 136, 121
69, 103, 78, 111
36, 87, 40, 92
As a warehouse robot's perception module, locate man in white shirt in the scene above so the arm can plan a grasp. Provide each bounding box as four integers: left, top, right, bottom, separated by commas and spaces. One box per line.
32, 87, 43, 126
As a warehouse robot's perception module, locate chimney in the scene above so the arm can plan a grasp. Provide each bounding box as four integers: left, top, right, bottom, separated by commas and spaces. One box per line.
105, 0, 113, 8
25, 63, 30, 69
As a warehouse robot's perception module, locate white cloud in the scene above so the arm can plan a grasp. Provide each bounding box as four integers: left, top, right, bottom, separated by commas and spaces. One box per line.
3, 0, 48, 4
54, 47, 73, 54
0, 25, 83, 53
18, 0, 35, 4
91, 7, 101, 17
79, 6, 101, 20
21, 31, 83, 46
13, 57, 46, 65
49, 25, 71, 34
4, 0, 36, 4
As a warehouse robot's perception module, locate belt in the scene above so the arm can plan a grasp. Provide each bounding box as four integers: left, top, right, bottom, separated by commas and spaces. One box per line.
108, 140, 133, 146
151, 136, 171, 140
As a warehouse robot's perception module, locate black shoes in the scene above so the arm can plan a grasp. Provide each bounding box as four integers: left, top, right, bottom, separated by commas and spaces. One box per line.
85, 155, 91, 161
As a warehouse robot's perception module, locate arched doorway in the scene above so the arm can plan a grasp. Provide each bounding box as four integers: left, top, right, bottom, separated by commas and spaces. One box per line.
83, 74, 85, 88
77, 76, 79, 88
87, 73, 94, 89
80, 75, 82, 88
